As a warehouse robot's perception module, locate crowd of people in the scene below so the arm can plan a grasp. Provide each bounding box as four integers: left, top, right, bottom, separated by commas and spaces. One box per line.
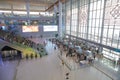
54, 38, 98, 64
55, 38, 120, 67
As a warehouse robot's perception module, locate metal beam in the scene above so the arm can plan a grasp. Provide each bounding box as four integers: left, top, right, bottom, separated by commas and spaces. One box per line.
0, 16, 54, 20
65, 34, 120, 53
45, 0, 66, 11
0, 8, 45, 12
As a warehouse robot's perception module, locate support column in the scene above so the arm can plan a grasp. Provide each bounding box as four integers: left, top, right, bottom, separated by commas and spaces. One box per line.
54, 5, 58, 24
26, 0, 30, 25
69, 0, 72, 41
54, 5, 58, 14
11, 5, 14, 16
62, 4, 65, 38
76, 0, 80, 41
86, 0, 91, 40
58, 0, 63, 38
64, 1, 66, 36
99, 0, 107, 53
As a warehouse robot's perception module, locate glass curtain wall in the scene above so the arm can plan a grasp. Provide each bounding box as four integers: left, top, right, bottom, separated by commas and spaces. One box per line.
103, 0, 120, 48
64, 0, 120, 61
88, 0, 104, 43
102, 0, 120, 61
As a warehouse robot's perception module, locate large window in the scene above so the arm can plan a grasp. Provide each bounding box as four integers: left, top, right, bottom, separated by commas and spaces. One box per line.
88, 0, 104, 43
103, 0, 120, 49
64, 0, 120, 63
78, 0, 88, 38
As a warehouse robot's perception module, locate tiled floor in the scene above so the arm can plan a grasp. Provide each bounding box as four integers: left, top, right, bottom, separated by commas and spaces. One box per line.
0, 38, 120, 80
15, 40, 115, 80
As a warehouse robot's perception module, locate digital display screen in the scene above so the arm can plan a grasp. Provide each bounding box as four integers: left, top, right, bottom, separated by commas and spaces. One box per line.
43, 25, 58, 32
22, 26, 39, 32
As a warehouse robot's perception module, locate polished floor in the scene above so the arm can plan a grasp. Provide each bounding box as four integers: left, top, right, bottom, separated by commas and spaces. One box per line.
0, 39, 120, 80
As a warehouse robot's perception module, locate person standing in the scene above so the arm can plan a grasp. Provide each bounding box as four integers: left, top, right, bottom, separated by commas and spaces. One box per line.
93, 53, 96, 60
60, 50, 62, 55
0, 53, 3, 66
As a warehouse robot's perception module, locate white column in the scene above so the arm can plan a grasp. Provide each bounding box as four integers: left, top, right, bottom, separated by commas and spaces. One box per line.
54, 5, 58, 14
76, 0, 80, 39
11, 5, 14, 16
58, 1, 62, 38
26, 1, 30, 25
54, 5, 58, 25
86, 0, 91, 40
99, 0, 107, 53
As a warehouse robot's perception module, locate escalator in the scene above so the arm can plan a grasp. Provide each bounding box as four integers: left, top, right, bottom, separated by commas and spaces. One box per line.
1, 46, 22, 61
0, 29, 47, 57
0, 39, 40, 58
